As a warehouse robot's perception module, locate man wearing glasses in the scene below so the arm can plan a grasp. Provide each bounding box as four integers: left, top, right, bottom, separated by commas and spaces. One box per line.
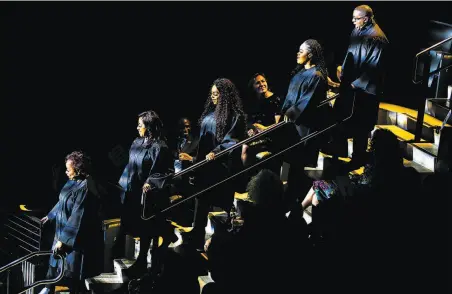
337, 5, 389, 168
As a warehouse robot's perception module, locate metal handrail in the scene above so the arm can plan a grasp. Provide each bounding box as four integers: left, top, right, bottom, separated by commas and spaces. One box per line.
153, 91, 340, 182
412, 36, 452, 84
412, 35, 452, 142
141, 91, 354, 220
0, 250, 66, 294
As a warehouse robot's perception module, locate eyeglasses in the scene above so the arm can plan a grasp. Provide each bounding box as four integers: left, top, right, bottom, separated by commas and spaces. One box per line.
352, 16, 365, 21
211, 92, 220, 97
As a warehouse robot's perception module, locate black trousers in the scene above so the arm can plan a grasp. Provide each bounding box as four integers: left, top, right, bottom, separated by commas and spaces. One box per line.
349, 91, 380, 162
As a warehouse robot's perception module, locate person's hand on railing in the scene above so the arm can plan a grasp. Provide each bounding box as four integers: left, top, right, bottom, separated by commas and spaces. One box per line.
179, 152, 193, 162
40, 216, 49, 225
142, 183, 151, 193
247, 129, 255, 137
204, 237, 212, 252
253, 123, 267, 132
52, 241, 68, 257
206, 152, 215, 161
337, 65, 342, 82
241, 144, 249, 165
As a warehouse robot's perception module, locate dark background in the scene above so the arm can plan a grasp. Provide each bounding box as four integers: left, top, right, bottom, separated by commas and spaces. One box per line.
1, 2, 451, 211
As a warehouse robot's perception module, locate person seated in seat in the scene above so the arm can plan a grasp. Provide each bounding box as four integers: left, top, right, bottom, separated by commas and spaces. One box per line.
301, 128, 424, 293
173, 117, 199, 173
204, 169, 309, 294
241, 73, 283, 168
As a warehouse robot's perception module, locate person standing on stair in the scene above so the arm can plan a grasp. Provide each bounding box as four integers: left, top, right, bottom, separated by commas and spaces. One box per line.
184, 78, 247, 251
281, 39, 330, 214
114, 110, 174, 279
338, 4, 389, 168
40, 151, 104, 294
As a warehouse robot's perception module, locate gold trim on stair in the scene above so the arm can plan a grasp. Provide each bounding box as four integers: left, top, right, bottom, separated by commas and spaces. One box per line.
380, 102, 450, 127
375, 125, 424, 141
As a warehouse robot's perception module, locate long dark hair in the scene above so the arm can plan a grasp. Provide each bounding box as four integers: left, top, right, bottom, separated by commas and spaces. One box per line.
138, 110, 165, 141
198, 78, 247, 142
290, 39, 328, 80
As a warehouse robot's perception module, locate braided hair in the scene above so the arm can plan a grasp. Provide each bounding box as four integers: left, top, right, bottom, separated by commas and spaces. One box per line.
198, 78, 247, 142
290, 39, 328, 80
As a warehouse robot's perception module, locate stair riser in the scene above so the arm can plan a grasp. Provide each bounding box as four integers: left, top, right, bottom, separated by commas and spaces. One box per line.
426, 99, 452, 125
412, 148, 437, 171
398, 115, 435, 142
377, 109, 395, 125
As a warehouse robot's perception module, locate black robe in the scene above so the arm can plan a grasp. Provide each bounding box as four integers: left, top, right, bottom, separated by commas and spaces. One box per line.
118, 137, 172, 235
47, 177, 104, 280
281, 66, 329, 166
197, 112, 246, 158
194, 112, 246, 207
341, 21, 389, 96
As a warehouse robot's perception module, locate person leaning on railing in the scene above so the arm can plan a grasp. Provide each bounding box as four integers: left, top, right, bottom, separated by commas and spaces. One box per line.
40, 151, 104, 294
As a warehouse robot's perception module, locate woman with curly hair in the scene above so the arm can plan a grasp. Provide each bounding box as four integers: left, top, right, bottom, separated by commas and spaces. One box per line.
114, 110, 174, 279
185, 78, 247, 250
40, 151, 103, 294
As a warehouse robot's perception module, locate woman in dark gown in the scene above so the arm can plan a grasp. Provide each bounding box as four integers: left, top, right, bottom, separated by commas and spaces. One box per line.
115, 110, 174, 278
280, 39, 331, 213
40, 151, 103, 294
185, 78, 247, 250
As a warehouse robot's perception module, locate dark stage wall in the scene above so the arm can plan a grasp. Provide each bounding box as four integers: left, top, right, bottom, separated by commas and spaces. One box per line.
2, 2, 451, 210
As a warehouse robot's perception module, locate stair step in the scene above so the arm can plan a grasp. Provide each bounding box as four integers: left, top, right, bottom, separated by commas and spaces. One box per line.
375, 125, 428, 161
403, 158, 435, 175
379, 102, 451, 127
425, 98, 452, 125
198, 274, 214, 292
375, 125, 420, 141
409, 142, 438, 171
85, 273, 125, 292
395, 112, 436, 142
113, 258, 135, 283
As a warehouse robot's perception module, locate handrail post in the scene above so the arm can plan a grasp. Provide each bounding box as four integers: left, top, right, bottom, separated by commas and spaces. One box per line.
414, 54, 432, 142
6, 269, 10, 294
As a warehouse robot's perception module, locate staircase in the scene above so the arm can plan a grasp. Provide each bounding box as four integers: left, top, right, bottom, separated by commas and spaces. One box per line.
83, 98, 451, 293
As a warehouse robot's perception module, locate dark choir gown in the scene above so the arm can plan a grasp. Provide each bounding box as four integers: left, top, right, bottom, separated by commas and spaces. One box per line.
339, 21, 389, 132
118, 137, 173, 236
195, 112, 246, 209
281, 66, 329, 167
47, 178, 104, 280
344, 22, 388, 97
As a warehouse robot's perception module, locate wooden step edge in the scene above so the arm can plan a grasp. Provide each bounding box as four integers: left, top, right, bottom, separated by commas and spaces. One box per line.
375, 125, 425, 142
399, 112, 436, 128
409, 142, 439, 157
380, 102, 451, 127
